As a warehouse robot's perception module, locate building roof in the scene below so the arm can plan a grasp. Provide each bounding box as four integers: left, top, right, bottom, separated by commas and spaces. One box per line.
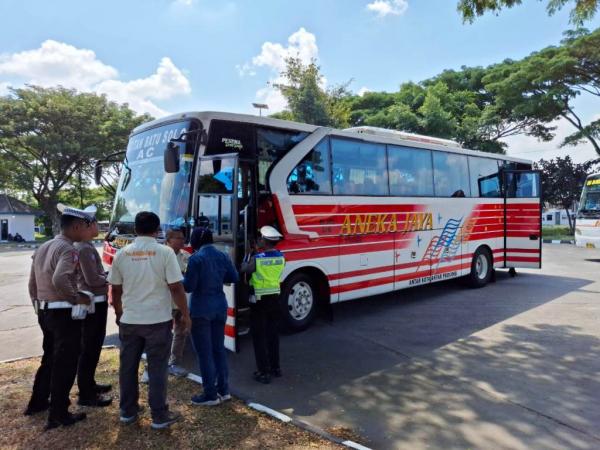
0, 194, 42, 215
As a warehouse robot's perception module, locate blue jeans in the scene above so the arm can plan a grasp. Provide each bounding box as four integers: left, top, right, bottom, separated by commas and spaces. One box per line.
190, 314, 228, 399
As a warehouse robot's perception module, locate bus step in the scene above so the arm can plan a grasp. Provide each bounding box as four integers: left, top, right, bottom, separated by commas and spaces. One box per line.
238, 326, 250, 336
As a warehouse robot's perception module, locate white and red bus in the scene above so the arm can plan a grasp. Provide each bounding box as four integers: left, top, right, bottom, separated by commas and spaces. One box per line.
575, 173, 600, 248
99, 112, 542, 352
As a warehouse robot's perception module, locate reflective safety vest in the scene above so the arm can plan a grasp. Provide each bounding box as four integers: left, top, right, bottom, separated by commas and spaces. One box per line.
249, 250, 285, 298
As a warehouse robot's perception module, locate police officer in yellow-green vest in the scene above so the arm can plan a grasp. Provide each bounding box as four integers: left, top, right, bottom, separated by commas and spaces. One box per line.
241, 226, 285, 384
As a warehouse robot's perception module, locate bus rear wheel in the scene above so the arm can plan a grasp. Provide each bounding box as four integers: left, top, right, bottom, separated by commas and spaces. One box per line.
280, 273, 317, 332
467, 247, 492, 288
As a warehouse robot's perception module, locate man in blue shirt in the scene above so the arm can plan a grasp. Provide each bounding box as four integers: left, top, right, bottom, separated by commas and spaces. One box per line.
184, 227, 239, 405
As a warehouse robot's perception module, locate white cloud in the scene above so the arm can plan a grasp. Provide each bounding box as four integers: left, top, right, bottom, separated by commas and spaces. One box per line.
239, 28, 320, 113
96, 57, 191, 117
0, 40, 117, 91
174, 0, 195, 5
357, 86, 371, 96
366, 0, 408, 17
503, 117, 599, 164
0, 81, 10, 96
0, 40, 191, 117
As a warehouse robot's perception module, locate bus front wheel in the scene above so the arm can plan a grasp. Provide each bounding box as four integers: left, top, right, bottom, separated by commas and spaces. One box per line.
280, 273, 317, 332
467, 247, 492, 288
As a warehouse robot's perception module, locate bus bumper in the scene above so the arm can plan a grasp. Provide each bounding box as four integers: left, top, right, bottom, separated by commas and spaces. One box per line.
575, 236, 600, 248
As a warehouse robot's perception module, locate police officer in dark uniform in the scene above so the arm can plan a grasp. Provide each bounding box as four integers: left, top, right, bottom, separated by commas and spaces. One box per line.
25, 204, 94, 430
75, 206, 112, 407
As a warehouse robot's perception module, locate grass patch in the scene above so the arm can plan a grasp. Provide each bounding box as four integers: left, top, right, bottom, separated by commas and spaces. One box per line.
542, 226, 574, 241
0, 349, 342, 449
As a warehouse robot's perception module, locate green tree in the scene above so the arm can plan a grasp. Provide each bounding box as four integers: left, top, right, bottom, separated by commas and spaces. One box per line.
483, 28, 600, 156
458, 0, 598, 26
272, 57, 351, 128
535, 156, 599, 232
0, 86, 151, 235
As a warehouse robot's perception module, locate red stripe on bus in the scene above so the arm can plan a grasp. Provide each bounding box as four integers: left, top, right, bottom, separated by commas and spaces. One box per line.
506, 256, 540, 263
225, 325, 235, 338
227, 308, 234, 317
292, 204, 424, 214
505, 248, 540, 253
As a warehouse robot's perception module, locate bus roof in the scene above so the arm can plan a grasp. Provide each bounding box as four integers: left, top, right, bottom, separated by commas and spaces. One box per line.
132, 111, 532, 164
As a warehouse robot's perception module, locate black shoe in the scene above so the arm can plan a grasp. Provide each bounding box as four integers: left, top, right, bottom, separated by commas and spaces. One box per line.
270, 368, 282, 378
253, 371, 271, 384
78, 394, 112, 407
94, 383, 112, 394
45, 412, 87, 431
24, 401, 49, 416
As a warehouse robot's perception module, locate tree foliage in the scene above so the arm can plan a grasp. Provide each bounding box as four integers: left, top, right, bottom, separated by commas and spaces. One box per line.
0, 86, 151, 234
535, 156, 599, 231
272, 57, 351, 128
458, 0, 598, 26
483, 27, 600, 156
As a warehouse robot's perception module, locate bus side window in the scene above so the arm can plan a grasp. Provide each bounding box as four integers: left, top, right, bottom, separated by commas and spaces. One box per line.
286, 139, 332, 195
388, 145, 434, 196
331, 138, 388, 196
433, 152, 470, 197
469, 156, 501, 198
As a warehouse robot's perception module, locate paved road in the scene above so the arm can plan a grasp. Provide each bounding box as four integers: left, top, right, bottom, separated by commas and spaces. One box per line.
0, 247, 119, 361
2, 244, 600, 449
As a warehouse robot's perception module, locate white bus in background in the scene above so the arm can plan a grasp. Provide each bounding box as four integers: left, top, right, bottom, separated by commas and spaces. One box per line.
575, 173, 600, 248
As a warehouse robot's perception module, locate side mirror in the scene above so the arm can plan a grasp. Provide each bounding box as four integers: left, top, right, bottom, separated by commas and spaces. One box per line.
94, 161, 103, 185
164, 142, 180, 173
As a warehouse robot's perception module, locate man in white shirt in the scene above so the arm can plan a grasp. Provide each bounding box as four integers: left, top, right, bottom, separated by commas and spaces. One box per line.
108, 212, 191, 430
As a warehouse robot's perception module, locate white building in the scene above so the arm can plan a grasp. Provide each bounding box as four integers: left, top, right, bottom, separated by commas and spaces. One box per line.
542, 207, 575, 226
0, 194, 41, 242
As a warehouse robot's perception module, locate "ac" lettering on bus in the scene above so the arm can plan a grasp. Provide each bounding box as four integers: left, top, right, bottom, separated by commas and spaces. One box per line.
340, 212, 433, 235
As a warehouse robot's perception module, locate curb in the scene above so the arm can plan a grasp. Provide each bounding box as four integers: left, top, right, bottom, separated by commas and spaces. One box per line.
542, 239, 574, 244
181, 369, 371, 449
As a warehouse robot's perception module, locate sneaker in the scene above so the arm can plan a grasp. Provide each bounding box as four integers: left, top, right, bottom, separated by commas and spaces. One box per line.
191, 394, 221, 406
168, 364, 189, 378
218, 393, 232, 402
140, 369, 149, 384
151, 411, 182, 429
45, 412, 86, 431
120, 406, 145, 424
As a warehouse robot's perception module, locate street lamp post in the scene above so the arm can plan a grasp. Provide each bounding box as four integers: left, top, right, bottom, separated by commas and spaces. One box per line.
252, 103, 269, 117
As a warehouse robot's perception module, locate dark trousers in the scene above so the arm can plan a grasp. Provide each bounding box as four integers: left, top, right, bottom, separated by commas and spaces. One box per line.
77, 301, 108, 399
190, 315, 228, 399
119, 321, 171, 421
28, 307, 82, 420
250, 294, 280, 374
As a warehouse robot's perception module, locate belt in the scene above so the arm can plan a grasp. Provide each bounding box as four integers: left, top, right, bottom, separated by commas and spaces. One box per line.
42, 301, 73, 309
93, 295, 107, 303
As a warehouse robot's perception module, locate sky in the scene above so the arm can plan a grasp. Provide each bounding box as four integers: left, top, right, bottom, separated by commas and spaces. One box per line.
0, 0, 598, 163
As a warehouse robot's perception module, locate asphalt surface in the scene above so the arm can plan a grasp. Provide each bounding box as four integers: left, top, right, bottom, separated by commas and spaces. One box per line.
2, 244, 600, 449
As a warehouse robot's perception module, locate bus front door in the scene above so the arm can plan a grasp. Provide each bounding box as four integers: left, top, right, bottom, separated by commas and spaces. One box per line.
503, 170, 542, 269
196, 154, 240, 352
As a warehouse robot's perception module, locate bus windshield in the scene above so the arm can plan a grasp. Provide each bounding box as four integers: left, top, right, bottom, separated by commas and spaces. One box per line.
578, 176, 600, 218
111, 120, 195, 232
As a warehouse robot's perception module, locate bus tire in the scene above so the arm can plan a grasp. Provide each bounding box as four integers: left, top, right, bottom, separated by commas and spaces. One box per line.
279, 272, 317, 332
467, 247, 492, 288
